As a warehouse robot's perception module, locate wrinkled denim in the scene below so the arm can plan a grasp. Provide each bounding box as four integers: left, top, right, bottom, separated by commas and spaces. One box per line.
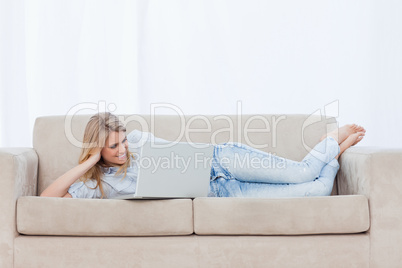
209, 137, 340, 198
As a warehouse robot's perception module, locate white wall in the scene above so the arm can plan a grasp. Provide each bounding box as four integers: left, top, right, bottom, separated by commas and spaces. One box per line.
1, 0, 401, 148
136, 0, 402, 147
368, 0, 402, 148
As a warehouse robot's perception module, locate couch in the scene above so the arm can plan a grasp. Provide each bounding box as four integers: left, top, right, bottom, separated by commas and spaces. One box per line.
1, 114, 401, 268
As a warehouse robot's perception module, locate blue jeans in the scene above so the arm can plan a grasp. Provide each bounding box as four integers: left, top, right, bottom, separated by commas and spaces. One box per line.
209, 137, 340, 198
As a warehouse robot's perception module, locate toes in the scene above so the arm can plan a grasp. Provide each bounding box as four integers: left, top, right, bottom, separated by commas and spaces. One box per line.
349, 124, 366, 134
353, 131, 365, 138
349, 124, 360, 133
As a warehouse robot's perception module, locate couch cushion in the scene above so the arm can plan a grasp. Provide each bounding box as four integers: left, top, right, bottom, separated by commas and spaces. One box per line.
194, 195, 369, 235
17, 196, 193, 236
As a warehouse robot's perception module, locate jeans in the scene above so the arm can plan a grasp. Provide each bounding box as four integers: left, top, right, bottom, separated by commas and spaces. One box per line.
209, 137, 340, 198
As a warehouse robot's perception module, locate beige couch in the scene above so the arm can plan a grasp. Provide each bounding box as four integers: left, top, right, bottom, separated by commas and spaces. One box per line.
1, 114, 401, 268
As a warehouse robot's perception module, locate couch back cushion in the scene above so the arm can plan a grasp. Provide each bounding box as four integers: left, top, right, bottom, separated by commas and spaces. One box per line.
33, 114, 337, 195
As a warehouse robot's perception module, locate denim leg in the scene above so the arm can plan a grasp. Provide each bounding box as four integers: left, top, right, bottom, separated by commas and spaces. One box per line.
211, 137, 340, 184
208, 178, 242, 197
211, 159, 339, 198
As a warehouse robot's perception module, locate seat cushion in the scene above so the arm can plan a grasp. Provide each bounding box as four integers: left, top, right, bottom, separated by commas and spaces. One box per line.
193, 195, 369, 235
17, 196, 193, 236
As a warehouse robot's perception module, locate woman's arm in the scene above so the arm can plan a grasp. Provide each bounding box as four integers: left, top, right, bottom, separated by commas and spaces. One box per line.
40, 152, 101, 198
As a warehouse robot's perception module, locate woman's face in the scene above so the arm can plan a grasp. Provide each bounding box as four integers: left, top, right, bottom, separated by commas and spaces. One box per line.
101, 131, 128, 166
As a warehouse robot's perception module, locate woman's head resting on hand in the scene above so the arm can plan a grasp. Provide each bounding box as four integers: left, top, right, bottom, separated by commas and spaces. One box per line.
80, 112, 130, 167
78, 112, 131, 198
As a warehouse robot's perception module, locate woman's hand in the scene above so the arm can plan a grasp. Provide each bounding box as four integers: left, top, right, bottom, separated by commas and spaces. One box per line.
87, 149, 102, 165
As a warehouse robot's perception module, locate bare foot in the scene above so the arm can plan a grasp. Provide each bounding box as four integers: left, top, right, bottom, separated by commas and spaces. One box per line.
321, 124, 365, 144
335, 131, 365, 159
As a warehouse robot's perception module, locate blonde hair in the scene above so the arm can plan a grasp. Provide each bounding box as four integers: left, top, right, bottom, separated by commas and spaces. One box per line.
79, 112, 131, 199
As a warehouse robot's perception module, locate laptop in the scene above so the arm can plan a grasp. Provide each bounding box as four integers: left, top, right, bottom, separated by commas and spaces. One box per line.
111, 141, 215, 199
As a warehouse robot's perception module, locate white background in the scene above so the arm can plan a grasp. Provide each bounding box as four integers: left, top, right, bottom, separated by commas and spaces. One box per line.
1, 0, 401, 148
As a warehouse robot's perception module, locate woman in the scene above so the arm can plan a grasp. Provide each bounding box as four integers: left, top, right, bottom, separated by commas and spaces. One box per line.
40, 112, 365, 199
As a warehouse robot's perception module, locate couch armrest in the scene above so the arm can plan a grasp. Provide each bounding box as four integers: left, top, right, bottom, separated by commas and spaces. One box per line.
337, 147, 402, 268
0, 148, 38, 268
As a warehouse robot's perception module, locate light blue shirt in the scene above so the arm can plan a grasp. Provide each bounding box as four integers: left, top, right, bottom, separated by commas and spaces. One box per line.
68, 130, 168, 198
